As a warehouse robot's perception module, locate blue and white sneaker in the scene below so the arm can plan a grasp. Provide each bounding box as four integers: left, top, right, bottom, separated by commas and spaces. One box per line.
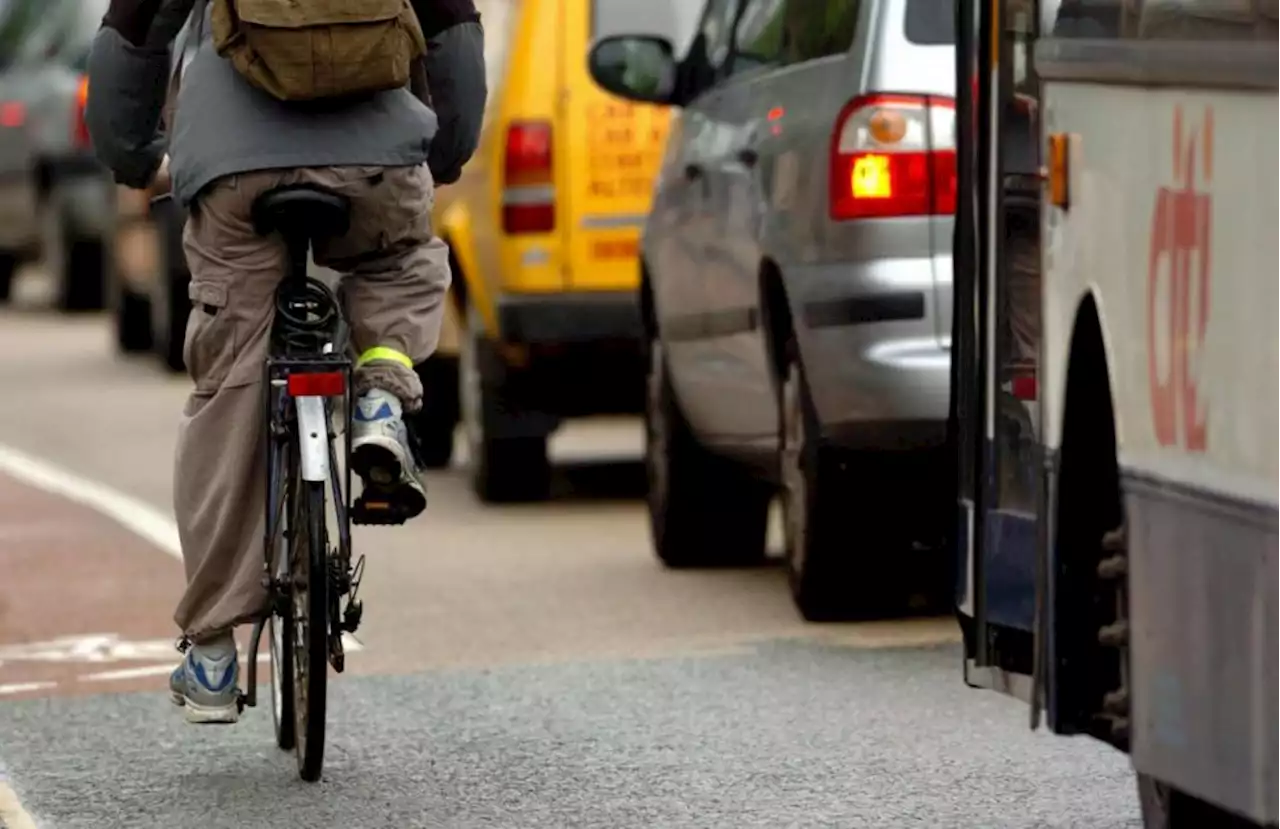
169, 638, 240, 724
350, 389, 427, 520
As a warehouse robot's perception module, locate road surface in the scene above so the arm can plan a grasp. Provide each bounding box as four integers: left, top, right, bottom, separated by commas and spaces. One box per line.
0, 293, 1142, 828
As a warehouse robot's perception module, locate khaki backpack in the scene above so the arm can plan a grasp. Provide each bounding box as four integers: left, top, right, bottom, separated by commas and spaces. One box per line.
208, 0, 428, 102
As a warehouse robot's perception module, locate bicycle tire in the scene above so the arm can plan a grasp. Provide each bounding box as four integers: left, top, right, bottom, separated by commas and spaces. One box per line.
291, 479, 329, 782
269, 479, 296, 750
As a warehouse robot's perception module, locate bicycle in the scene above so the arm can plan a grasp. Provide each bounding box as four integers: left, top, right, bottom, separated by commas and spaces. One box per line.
172, 185, 418, 782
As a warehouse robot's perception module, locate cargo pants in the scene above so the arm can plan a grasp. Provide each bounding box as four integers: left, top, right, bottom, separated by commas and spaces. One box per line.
173, 164, 450, 642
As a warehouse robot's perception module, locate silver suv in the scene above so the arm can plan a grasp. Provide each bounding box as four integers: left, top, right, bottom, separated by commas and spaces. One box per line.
590, 0, 955, 620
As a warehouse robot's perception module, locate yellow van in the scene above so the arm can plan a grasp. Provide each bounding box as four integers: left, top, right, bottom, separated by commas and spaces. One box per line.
424, 0, 674, 502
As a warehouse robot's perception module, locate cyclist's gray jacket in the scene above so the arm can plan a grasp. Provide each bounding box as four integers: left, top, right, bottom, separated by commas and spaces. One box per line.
86, 0, 486, 206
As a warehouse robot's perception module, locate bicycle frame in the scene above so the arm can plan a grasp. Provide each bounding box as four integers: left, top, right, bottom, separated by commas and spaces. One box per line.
239, 280, 359, 712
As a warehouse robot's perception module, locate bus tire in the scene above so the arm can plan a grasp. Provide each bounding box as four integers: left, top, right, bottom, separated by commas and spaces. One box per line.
1137, 775, 1257, 829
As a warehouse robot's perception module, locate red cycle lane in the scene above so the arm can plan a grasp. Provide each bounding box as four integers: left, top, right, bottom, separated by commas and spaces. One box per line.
0, 472, 187, 700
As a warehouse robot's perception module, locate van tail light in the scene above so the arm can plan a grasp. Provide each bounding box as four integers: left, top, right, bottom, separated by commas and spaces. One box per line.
829, 94, 956, 221
0, 101, 25, 128
72, 75, 91, 149
503, 120, 555, 234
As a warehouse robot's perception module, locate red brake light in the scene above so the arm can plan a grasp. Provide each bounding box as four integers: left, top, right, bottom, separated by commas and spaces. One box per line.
829, 94, 956, 221
1, 102, 25, 128
503, 120, 555, 234
287, 371, 346, 398
72, 76, 90, 148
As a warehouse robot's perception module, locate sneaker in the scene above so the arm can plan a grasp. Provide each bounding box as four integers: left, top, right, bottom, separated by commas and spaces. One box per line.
350, 389, 427, 519
169, 638, 240, 724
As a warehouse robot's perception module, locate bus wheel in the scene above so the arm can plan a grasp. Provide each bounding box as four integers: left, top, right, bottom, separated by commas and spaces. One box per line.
1137, 775, 1257, 829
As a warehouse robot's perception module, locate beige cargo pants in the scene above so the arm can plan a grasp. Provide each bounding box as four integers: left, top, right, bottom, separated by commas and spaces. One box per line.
173, 164, 450, 642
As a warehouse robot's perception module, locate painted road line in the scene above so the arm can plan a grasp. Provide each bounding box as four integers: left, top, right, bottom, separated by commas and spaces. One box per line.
0, 778, 39, 829
0, 682, 57, 697
0, 445, 367, 658
0, 444, 179, 556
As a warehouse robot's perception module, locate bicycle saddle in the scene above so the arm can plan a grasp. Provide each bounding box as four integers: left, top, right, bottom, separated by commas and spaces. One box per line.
251, 185, 351, 242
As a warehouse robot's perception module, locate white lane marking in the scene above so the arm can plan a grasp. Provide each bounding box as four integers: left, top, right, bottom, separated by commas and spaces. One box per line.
0, 778, 40, 829
0, 682, 56, 697
0, 445, 366, 656
0, 443, 180, 556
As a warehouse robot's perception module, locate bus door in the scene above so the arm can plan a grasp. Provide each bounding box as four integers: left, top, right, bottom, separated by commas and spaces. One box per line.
951, 0, 1042, 706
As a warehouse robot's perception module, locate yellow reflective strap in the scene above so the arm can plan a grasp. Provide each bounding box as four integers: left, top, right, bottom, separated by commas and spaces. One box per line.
355, 346, 414, 370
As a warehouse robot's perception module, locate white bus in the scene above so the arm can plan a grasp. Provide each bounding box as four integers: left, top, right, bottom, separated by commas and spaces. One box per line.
951, 1, 1277, 826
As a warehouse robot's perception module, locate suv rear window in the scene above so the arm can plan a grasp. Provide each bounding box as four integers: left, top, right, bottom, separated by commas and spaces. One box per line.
905, 0, 956, 44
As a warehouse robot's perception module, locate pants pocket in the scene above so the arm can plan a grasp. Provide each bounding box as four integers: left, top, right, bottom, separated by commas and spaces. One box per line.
183, 280, 238, 393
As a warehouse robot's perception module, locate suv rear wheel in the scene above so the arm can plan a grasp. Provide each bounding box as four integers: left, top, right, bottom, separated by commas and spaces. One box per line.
778, 343, 899, 621
644, 333, 770, 567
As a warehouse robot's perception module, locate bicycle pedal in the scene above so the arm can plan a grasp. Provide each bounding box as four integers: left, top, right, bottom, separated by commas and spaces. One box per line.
351, 494, 410, 526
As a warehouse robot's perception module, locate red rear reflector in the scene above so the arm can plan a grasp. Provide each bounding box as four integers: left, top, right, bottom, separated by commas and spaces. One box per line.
591, 238, 638, 259
1011, 371, 1038, 401
1, 102, 24, 128
502, 203, 555, 234
287, 371, 346, 397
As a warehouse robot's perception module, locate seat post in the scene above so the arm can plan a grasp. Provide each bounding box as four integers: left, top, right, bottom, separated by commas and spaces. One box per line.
284, 233, 310, 284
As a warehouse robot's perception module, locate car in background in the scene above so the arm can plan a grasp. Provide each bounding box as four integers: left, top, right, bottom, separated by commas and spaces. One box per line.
430, 0, 694, 503
590, 0, 955, 620
0, 0, 114, 310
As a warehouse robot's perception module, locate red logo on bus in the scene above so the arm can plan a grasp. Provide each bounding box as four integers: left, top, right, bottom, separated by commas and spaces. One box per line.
1147, 106, 1212, 452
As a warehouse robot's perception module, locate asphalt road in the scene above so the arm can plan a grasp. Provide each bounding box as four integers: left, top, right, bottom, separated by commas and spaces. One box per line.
0, 286, 1143, 828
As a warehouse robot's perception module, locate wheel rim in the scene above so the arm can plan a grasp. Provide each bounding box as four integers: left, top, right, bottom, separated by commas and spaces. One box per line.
780, 361, 808, 578
291, 508, 310, 757
644, 337, 669, 512
269, 508, 289, 731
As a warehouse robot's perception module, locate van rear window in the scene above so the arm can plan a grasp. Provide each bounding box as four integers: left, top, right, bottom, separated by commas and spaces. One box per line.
905, 0, 956, 44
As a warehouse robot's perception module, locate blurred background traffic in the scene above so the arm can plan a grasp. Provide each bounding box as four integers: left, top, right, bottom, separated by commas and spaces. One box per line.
0, 0, 960, 623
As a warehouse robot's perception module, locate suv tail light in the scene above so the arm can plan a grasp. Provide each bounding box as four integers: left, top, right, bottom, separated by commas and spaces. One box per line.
72, 75, 90, 149
829, 94, 955, 221
502, 120, 554, 234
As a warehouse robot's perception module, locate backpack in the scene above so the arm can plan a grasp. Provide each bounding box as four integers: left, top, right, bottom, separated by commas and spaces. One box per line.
208, 0, 428, 102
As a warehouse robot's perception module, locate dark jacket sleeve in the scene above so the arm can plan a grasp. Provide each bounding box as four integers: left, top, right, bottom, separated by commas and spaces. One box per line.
422, 20, 487, 185
86, 0, 194, 188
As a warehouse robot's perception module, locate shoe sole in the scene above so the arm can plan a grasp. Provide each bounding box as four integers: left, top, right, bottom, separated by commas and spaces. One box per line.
170, 690, 239, 724
351, 436, 426, 518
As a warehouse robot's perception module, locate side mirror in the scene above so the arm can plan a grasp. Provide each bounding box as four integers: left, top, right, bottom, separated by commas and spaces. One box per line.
587, 35, 678, 105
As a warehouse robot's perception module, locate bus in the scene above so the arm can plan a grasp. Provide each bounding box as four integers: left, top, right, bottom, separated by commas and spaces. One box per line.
950, 1, 1277, 826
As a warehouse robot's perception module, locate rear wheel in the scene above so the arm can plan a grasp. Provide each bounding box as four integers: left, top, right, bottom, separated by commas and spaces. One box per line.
112, 277, 153, 353
460, 306, 551, 503
291, 480, 328, 782
1137, 775, 1258, 829
150, 197, 189, 372
644, 333, 770, 567
778, 343, 901, 621
0, 253, 18, 304
411, 354, 460, 469
44, 195, 107, 313
269, 480, 297, 751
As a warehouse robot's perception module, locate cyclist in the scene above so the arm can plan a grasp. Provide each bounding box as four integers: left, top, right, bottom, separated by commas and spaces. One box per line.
86, 0, 486, 723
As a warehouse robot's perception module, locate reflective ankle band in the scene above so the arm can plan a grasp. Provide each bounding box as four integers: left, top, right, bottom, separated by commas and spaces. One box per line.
355, 346, 414, 369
